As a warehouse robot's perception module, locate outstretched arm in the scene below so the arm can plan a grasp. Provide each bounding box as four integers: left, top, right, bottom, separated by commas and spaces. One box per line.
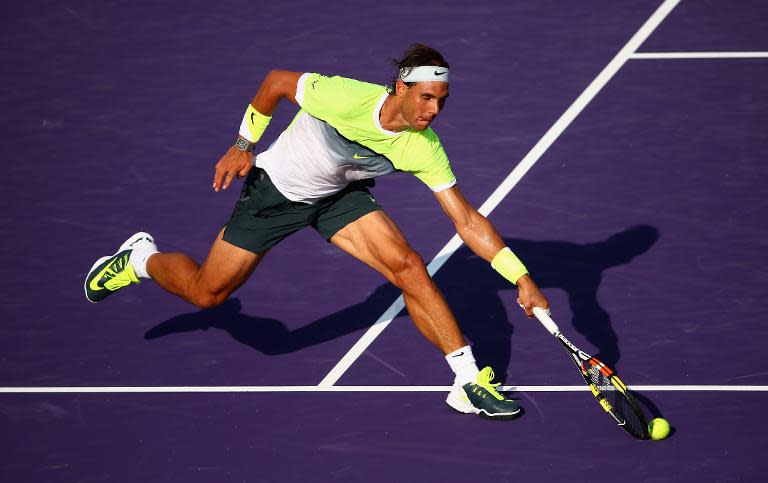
434, 185, 549, 316
213, 70, 304, 192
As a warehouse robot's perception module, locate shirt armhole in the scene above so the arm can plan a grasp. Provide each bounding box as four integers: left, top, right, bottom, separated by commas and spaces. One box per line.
295, 72, 312, 106
430, 179, 457, 192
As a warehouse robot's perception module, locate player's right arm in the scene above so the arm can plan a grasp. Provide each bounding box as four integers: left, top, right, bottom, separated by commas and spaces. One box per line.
434, 185, 549, 317
213, 70, 304, 192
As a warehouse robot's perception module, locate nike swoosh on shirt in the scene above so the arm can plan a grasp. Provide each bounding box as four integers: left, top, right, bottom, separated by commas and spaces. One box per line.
353, 153, 371, 159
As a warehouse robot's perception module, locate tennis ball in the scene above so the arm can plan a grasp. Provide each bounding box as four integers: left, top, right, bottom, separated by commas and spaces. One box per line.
648, 418, 671, 440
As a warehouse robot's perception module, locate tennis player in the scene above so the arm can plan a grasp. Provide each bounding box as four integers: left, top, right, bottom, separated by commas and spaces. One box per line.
85, 44, 549, 420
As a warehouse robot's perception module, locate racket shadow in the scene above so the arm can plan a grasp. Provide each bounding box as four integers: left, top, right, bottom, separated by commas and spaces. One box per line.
630, 390, 665, 420
630, 389, 676, 438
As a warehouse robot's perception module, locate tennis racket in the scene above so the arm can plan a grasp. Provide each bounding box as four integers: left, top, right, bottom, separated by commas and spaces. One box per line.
532, 307, 649, 439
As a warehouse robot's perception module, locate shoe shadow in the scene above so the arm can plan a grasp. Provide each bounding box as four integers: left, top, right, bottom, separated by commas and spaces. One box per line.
145, 225, 659, 380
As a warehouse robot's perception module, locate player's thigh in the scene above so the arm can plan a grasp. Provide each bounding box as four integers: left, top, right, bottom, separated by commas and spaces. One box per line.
329, 210, 420, 282
196, 227, 267, 295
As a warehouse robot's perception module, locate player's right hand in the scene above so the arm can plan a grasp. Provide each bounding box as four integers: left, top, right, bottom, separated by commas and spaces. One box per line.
213, 145, 253, 192
516, 274, 549, 318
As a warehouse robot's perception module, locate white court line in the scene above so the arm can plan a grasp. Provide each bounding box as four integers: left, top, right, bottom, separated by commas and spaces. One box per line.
1, 385, 767, 394
632, 51, 768, 59
318, 0, 682, 388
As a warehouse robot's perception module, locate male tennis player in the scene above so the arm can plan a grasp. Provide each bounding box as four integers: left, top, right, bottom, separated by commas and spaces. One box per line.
85, 44, 549, 420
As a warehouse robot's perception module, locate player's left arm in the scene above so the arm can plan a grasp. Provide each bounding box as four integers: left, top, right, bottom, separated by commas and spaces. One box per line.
213, 70, 304, 192
434, 185, 549, 316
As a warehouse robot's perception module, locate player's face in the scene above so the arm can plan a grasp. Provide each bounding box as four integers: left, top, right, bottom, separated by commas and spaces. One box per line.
398, 81, 449, 131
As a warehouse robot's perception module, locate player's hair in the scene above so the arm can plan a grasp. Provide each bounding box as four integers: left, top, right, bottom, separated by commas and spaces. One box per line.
386, 44, 450, 94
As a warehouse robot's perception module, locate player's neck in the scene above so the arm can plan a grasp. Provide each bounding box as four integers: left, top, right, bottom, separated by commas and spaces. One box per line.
379, 94, 410, 132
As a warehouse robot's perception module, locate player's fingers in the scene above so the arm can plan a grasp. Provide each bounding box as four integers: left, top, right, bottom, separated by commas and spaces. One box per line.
517, 298, 534, 317
237, 162, 252, 178
212, 165, 225, 192
222, 169, 236, 190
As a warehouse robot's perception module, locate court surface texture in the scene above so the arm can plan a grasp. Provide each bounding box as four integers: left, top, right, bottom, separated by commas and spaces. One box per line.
2, 1, 767, 482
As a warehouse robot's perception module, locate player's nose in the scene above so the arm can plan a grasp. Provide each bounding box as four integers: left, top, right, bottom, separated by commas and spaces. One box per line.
429, 100, 441, 117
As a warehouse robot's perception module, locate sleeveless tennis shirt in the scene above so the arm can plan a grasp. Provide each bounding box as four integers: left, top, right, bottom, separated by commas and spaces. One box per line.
254, 73, 457, 204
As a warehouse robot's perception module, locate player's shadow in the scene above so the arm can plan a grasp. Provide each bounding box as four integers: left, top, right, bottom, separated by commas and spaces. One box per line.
145, 225, 659, 380
144, 284, 402, 355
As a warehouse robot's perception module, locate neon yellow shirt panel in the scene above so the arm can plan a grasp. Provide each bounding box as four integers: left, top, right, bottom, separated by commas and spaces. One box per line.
298, 73, 456, 191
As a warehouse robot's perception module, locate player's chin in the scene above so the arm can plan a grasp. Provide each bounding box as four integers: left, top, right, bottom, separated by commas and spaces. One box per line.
412, 118, 433, 130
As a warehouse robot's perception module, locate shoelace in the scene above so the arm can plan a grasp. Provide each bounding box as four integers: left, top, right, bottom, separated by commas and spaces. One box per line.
103, 254, 139, 290
476, 367, 504, 401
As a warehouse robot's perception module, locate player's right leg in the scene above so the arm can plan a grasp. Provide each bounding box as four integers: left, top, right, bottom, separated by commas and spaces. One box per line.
146, 228, 265, 308
85, 228, 265, 308
85, 168, 306, 306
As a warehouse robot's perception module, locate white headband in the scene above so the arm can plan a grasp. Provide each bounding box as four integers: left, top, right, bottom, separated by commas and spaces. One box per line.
399, 65, 450, 83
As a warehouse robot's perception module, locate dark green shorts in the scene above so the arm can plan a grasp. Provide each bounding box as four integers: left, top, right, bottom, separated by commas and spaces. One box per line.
223, 168, 382, 254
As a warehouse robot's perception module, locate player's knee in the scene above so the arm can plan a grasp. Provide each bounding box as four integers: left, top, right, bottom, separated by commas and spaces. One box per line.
389, 248, 428, 289
192, 290, 229, 310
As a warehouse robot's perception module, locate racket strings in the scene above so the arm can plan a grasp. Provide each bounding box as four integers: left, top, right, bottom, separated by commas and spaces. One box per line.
586, 364, 647, 439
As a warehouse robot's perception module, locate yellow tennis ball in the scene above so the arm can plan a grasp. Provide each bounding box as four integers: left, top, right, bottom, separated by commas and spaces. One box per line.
648, 418, 671, 440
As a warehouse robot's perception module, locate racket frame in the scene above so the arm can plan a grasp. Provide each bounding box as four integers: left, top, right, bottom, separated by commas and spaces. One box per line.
532, 307, 649, 439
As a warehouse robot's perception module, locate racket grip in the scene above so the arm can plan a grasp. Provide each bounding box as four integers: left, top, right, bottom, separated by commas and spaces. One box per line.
533, 307, 560, 336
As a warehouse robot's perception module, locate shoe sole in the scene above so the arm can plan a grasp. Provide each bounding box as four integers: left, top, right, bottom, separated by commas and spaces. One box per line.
477, 407, 524, 421
446, 404, 523, 421
84, 255, 116, 304
446, 390, 478, 414
83, 232, 154, 303
446, 389, 523, 421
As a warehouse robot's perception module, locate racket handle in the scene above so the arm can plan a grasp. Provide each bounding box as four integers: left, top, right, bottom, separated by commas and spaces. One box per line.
532, 306, 560, 336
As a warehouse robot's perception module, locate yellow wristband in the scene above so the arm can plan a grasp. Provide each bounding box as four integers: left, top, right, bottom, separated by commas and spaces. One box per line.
238, 104, 272, 143
491, 247, 529, 285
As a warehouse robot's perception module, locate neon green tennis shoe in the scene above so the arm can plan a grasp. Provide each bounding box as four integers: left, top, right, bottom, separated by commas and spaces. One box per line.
446, 367, 522, 420
84, 232, 154, 303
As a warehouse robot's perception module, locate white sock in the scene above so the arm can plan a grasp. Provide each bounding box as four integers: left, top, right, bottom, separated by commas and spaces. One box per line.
130, 247, 158, 279
446, 345, 480, 386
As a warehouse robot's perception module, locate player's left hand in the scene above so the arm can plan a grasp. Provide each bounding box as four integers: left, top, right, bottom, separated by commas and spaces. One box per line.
516, 274, 549, 317
213, 145, 253, 192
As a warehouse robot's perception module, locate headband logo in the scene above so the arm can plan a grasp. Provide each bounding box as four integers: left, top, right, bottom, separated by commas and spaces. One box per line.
399, 66, 450, 83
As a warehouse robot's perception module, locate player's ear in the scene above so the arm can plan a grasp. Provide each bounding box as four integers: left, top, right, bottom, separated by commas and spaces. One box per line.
395, 79, 409, 98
